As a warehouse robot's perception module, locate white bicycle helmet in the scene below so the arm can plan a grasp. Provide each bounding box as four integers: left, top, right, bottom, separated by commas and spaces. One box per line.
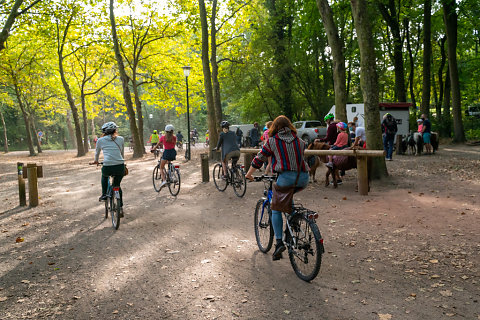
165, 124, 174, 132
101, 121, 118, 134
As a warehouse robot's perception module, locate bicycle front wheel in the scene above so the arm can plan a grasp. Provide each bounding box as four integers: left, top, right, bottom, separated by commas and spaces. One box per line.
213, 163, 228, 191
152, 165, 163, 192
232, 167, 247, 197
110, 196, 121, 230
168, 168, 181, 196
254, 199, 273, 253
287, 214, 323, 282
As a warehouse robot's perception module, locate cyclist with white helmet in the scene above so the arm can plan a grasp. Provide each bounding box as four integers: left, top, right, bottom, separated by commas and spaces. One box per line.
154, 124, 177, 188
213, 120, 240, 177
92, 122, 126, 214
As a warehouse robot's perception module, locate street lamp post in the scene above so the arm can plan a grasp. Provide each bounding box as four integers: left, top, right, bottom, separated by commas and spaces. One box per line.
182, 66, 192, 161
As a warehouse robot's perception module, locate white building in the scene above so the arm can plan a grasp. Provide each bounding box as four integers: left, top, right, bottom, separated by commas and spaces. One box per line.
327, 103, 411, 137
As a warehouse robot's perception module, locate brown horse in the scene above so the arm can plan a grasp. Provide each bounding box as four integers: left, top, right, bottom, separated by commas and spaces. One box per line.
325, 146, 371, 190
306, 141, 330, 183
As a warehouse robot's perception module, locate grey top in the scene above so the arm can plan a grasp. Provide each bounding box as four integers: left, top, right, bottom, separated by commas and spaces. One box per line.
216, 130, 240, 160
94, 135, 125, 166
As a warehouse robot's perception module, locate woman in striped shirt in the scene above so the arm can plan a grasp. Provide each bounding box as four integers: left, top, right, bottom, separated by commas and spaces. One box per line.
246, 115, 309, 260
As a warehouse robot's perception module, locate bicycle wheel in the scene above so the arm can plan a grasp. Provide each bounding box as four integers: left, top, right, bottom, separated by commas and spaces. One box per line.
287, 214, 323, 282
232, 167, 247, 197
168, 168, 181, 196
111, 195, 121, 230
254, 199, 273, 253
213, 163, 228, 191
152, 165, 163, 192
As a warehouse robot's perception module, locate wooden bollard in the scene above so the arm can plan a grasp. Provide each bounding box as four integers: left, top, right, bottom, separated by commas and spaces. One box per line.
17, 162, 26, 206
27, 163, 39, 207
200, 153, 209, 182
395, 134, 403, 155
356, 156, 369, 196
243, 152, 254, 171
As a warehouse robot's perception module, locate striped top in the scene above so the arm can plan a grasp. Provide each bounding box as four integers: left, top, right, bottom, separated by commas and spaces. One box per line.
251, 127, 307, 173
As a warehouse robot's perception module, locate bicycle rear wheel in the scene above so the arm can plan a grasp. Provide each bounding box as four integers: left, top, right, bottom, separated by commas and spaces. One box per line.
110, 196, 121, 230
232, 167, 247, 197
287, 213, 323, 282
168, 168, 181, 196
254, 199, 273, 253
213, 163, 227, 191
152, 165, 163, 192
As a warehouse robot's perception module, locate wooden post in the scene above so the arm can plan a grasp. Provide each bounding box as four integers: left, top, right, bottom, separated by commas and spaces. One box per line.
200, 153, 209, 182
27, 163, 39, 207
244, 152, 254, 171
356, 156, 369, 195
17, 162, 26, 207
395, 134, 403, 155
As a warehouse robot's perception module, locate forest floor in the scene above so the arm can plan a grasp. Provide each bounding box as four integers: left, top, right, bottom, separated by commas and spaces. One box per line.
0, 143, 479, 320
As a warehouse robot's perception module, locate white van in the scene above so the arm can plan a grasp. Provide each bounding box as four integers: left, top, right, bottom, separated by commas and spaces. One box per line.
327, 103, 411, 137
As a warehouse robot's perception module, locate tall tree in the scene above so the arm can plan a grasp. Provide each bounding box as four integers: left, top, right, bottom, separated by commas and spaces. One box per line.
377, 0, 407, 102
420, 0, 431, 116
351, 0, 387, 178
441, 0, 465, 142
109, 0, 143, 158
0, 107, 8, 152
198, 0, 218, 154
316, 0, 347, 122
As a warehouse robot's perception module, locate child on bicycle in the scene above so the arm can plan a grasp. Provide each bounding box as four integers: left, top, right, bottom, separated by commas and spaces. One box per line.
154, 124, 177, 188
213, 121, 240, 178
92, 122, 126, 215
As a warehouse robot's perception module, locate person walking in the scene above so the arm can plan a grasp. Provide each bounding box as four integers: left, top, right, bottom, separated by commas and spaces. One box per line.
382, 113, 398, 161
249, 122, 260, 147
92, 122, 126, 215
213, 121, 241, 177
235, 127, 243, 148
245, 115, 309, 261
421, 114, 432, 154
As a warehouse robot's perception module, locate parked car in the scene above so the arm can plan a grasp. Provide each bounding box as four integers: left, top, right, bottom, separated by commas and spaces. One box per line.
293, 120, 327, 145
466, 105, 480, 117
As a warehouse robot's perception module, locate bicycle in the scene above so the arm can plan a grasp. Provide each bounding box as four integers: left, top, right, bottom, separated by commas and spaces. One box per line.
152, 158, 181, 196
212, 156, 247, 197
252, 175, 324, 282
176, 140, 183, 150
90, 162, 122, 230
204, 139, 209, 148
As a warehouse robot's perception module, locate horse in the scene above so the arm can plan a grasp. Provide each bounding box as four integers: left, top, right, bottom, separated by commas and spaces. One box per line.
306, 141, 330, 183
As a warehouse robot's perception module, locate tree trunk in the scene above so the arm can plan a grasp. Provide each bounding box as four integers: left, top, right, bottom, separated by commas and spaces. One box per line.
350, 0, 387, 179
109, 0, 143, 158
438, 36, 446, 111
421, 0, 432, 116
316, 0, 347, 122
58, 56, 85, 157
378, 0, 406, 102
80, 93, 89, 153
14, 85, 35, 156
66, 110, 77, 148
442, 0, 465, 142
28, 112, 42, 153
0, 109, 8, 153
131, 73, 145, 152
210, 0, 223, 134
442, 70, 451, 137
0, 0, 24, 51
91, 118, 96, 141
405, 18, 417, 111
199, 0, 218, 153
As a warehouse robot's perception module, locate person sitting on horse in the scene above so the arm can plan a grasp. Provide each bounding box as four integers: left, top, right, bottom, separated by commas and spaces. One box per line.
317, 113, 338, 146
326, 122, 348, 168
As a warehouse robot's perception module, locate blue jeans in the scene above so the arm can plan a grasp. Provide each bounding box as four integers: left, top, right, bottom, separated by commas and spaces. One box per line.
383, 134, 395, 159
272, 171, 309, 240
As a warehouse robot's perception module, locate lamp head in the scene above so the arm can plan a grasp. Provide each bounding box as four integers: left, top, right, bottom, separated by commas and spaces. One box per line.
182, 66, 192, 77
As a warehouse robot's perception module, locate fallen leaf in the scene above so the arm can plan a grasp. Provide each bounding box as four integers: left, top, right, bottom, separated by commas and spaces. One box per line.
429, 259, 439, 264
439, 290, 453, 297
204, 295, 215, 300
21, 280, 30, 284
342, 197, 347, 200
112, 310, 118, 314
201, 259, 211, 264
0, 297, 7, 302
284, 310, 290, 315
430, 274, 440, 279
165, 292, 172, 298
15, 237, 24, 243
378, 314, 392, 320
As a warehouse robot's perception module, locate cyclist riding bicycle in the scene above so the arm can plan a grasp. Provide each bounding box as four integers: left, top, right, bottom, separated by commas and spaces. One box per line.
176, 131, 184, 143
213, 121, 241, 178
153, 124, 177, 188
149, 130, 160, 148
92, 122, 126, 215
245, 115, 309, 261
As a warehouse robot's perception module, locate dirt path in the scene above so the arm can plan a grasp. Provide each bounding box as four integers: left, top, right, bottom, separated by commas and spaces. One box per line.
0, 144, 479, 319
